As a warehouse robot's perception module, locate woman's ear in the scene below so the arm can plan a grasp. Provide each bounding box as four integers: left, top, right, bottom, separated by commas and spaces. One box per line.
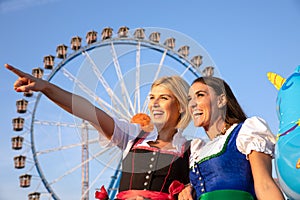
177, 101, 184, 114
217, 94, 227, 108
179, 106, 185, 114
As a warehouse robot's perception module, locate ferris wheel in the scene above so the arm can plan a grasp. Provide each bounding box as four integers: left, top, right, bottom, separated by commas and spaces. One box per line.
11, 26, 217, 200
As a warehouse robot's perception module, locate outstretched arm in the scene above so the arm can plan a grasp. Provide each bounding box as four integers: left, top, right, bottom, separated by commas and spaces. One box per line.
5, 64, 115, 139
249, 151, 285, 200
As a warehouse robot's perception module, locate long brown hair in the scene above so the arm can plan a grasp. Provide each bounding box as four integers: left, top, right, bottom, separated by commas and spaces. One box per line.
192, 76, 247, 125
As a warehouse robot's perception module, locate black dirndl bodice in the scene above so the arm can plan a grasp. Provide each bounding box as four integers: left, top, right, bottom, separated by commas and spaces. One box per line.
119, 133, 190, 193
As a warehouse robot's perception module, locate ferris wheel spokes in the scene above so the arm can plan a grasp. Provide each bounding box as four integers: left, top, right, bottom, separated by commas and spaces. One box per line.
48, 146, 116, 186
134, 41, 141, 113
153, 48, 168, 82
35, 138, 98, 156
81, 50, 132, 119
140, 48, 168, 113
180, 64, 193, 78
110, 41, 135, 116
60, 67, 130, 120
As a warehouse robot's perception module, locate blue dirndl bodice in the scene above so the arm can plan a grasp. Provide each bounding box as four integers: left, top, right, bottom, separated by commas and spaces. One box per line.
190, 123, 256, 199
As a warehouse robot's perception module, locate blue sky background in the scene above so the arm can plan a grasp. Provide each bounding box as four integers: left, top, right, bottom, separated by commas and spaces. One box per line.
1, 0, 300, 199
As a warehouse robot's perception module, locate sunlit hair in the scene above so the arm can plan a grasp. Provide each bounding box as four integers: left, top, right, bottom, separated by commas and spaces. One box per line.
151, 76, 191, 129
192, 76, 247, 125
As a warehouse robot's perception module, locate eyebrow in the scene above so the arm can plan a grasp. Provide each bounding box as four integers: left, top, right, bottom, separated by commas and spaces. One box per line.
195, 90, 208, 95
149, 93, 173, 98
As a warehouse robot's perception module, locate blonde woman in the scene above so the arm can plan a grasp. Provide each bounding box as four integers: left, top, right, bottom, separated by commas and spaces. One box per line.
6, 64, 192, 200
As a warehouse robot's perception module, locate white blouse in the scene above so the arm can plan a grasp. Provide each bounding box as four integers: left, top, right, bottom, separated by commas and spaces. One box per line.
189, 116, 276, 167
98, 117, 188, 158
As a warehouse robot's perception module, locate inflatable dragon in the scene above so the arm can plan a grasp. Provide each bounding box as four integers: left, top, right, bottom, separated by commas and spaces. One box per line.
267, 66, 300, 199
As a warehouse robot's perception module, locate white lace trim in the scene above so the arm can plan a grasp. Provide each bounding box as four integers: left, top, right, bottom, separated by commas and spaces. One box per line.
189, 116, 276, 167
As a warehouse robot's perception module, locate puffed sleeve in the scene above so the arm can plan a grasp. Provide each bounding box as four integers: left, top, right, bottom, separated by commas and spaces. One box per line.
236, 116, 276, 159
99, 117, 141, 150
189, 138, 206, 168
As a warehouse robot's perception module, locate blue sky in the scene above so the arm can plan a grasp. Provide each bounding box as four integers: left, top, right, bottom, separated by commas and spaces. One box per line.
1, 0, 300, 199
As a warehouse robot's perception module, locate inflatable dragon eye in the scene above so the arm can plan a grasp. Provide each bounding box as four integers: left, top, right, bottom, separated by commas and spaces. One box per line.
267, 66, 300, 200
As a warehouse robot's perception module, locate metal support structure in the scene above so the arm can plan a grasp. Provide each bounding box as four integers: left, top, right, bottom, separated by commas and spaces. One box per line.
81, 120, 89, 200
108, 160, 122, 199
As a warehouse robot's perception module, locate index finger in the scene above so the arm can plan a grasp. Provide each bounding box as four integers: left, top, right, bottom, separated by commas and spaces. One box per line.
5, 64, 28, 78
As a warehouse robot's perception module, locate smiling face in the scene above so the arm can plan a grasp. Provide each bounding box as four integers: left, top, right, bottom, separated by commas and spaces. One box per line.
188, 82, 222, 130
148, 85, 181, 131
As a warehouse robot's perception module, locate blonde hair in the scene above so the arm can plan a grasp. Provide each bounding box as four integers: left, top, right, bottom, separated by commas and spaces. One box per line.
151, 76, 191, 129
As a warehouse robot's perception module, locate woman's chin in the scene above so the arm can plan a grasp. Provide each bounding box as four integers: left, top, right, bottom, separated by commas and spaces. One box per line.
153, 122, 164, 131
193, 120, 202, 127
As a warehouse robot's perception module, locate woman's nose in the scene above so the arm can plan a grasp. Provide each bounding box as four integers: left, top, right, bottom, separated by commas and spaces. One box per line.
153, 102, 159, 107
189, 99, 197, 108
152, 98, 160, 107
